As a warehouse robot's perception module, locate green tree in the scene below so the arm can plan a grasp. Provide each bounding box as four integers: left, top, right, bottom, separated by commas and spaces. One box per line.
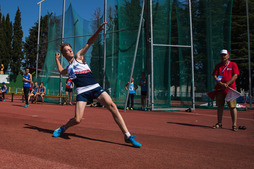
0, 12, 6, 70
0, 7, 13, 74
4, 14, 13, 73
231, 0, 254, 92
24, 15, 48, 73
24, 23, 37, 69
11, 7, 23, 75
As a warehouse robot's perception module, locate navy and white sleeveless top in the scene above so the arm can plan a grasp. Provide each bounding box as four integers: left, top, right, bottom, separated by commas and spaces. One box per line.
67, 59, 99, 95
23, 73, 31, 87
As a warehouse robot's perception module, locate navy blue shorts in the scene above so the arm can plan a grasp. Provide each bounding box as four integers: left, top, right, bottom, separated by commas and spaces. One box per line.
76, 86, 105, 104
141, 91, 147, 96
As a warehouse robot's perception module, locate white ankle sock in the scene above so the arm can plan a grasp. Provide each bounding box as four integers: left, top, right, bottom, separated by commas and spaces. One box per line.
125, 132, 131, 138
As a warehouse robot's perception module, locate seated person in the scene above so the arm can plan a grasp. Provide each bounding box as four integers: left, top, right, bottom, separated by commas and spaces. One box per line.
35, 82, 46, 103
0, 82, 8, 102
28, 81, 38, 103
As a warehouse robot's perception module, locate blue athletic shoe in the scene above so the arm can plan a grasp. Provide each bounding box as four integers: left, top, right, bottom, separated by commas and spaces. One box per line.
53, 125, 65, 137
2, 99, 5, 102
125, 135, 142, 148
24, 104, 29, 108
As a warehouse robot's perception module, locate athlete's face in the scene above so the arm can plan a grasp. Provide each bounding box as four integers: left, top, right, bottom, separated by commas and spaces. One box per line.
141, 72, 145, 78
25, 68, 29, 74
62, 46, 74, 58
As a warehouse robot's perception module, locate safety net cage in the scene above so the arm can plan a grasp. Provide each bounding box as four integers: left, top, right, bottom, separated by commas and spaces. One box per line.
39, 0, 233, 108
192, 0, 233, 108
151, 0, 233, 109
38, 4, 104, 102
104, 0, 146, 108
104, 0, 233, 109
151, 0, 193, 109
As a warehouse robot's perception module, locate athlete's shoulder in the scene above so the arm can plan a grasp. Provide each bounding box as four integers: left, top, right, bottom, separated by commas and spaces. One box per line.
69, 58, 76, 65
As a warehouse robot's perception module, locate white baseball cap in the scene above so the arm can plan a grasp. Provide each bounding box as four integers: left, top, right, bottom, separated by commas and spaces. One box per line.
220, 49, 229, 55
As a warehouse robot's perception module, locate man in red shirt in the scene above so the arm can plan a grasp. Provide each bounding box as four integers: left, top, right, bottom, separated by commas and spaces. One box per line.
212, 49, 240, 131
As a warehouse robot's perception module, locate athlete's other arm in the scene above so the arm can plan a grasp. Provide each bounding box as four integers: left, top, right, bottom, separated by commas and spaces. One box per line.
55, 52, 68, 74
29, 74, 33, 83
125, 82, 129, 90
43, 86, 46, 94
135, 83, 138, 90
65, 79, 68, 86
75, 22, 107, 63
22, 74, 32, 83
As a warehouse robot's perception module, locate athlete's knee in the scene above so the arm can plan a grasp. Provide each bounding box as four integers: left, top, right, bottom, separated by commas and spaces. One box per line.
106, 101, 116, 110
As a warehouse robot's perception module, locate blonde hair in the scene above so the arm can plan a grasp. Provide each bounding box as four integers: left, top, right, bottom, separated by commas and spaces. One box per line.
59, 43, 72, 53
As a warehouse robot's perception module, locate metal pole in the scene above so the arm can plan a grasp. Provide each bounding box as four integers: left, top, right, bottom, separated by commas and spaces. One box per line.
145, 0, 150, 110
36, 0, 46, 79
246, 0, 252, 108
59, 0, 65, 102
189, 0, 195, 110
103, 0, 107, 90
150, 0, 154, 110
124, 0, 145, 112
36, 3, 41, 80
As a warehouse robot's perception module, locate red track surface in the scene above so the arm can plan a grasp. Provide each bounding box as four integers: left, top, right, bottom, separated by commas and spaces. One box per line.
0, 100, 254, 169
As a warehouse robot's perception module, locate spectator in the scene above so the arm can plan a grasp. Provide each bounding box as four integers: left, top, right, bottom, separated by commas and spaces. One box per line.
36, 82, 46, 103
139, 72, 147, 111
212, 49, 239, 131
28, 82, 39, 103
23, 68, 32, 107
0, 82, 8, 102
125, 77, 138, 110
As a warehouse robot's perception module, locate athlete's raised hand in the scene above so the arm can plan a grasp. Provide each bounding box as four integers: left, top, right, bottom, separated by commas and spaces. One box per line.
99, 22, 107, 31
55, 52, 61, 60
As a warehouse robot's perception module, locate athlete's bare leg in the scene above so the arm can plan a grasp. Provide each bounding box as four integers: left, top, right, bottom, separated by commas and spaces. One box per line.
69, 92, 72, 104
41, 94, 45, 103
64, 101, 87, 130
97, 92, 129, 134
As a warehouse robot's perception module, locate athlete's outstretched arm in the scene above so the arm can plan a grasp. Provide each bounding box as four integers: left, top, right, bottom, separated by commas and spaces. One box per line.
55, 52, 67, 74
75, 22, 107, 61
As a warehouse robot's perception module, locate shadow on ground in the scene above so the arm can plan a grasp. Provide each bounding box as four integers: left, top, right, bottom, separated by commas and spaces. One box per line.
24, 124, 133, 148
167, 121, 212, 129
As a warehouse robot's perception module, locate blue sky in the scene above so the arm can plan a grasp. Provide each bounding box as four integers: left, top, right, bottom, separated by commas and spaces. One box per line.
0, 0, 104, 40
